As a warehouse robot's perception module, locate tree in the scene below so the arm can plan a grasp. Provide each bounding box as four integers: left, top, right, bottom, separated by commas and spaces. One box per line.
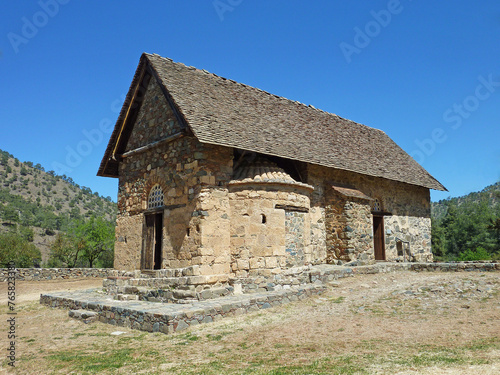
48, 232, 84, 268
0, 153, 8, 166
2, 205, 19, 223
0, 232, 41, 267
48, 216, 115, 268
34, 163, 44, 172
431, 219, 446, 258
488, 217, 500, 256
19, 226, 34, 242
433, 193, 499, 260
76, 216, 114, 268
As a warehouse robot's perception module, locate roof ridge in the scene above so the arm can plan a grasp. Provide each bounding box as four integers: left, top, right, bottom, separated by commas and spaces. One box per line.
145, 53, 347, 118
146, 54, 392, 135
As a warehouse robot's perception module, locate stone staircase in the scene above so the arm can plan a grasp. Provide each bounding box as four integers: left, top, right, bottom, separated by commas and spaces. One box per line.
103, 266, 234, 303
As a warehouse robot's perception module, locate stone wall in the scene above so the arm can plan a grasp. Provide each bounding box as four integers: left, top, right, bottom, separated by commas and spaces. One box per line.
307, 164, 432, 262
308, 164, 431, 218
228, 184, 312, 277
385, 216, 432, 262
114, 215, 143, 270
116, 139, 233, 273
0, 268, 111, 282
194, 187, 231, 275
115, 74, 234, 272
284, 210, 306, 267
125, 78, 184, 152
325, 191, 373, 263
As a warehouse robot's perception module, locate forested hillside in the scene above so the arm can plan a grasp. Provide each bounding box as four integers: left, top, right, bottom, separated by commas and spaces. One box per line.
0, 148, 117, 267
431, 182, 500, 261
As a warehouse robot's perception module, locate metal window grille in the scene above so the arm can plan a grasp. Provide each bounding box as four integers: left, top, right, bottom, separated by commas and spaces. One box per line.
148, 184, 164, 209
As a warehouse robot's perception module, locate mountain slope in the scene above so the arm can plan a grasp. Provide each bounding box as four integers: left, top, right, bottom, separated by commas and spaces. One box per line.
432, 181, 500, 221
0, 148, 117, 264
431, 181, 500, 260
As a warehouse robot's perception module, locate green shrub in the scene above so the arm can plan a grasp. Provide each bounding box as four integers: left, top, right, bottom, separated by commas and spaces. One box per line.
0, 232, 41, 267
458, 247, 492, 261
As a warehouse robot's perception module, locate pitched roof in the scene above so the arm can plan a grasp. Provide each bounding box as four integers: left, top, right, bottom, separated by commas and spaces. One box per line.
98, 53, 446, 191
331, 185, 373, 201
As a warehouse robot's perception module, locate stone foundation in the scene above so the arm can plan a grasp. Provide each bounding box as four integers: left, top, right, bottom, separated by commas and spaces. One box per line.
41, 284, 326, 334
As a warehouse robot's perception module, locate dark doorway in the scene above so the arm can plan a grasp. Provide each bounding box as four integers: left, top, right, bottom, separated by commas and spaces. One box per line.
373, 215, 385, 261
142, 212, 163, 270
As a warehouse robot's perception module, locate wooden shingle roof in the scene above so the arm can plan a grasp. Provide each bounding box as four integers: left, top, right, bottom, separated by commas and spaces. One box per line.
98, 53, 446, 191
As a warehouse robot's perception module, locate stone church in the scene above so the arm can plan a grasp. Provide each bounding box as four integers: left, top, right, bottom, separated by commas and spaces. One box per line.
98, 53, 446, 277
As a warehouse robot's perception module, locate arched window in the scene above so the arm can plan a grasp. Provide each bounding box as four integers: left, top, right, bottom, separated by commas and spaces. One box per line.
148, 184, 164, 209
373, 198, 381, 212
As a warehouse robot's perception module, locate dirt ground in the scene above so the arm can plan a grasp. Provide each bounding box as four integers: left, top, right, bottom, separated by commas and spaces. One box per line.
0, 271, 498, 374
0, 278, 103, 304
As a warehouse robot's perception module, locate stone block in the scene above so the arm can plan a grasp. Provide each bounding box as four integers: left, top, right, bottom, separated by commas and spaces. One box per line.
249, 257, 264, 269
199, 289, 213, 299
175, 320, 189, 332
235, 270, 248, 278
237, 259, 249, 271
265, 257, 278, 268
212, 263, 230, 274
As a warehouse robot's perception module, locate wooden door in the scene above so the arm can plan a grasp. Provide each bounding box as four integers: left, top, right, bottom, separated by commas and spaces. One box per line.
373, 215, 385, 261
142, 213, 163, 270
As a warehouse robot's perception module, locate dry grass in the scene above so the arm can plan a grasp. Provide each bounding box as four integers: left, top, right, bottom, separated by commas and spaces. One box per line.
0, 271, 498, 374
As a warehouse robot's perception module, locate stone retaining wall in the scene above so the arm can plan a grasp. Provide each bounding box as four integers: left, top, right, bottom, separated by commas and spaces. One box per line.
232, 261, 500, 293
3, 261, 497, 283
0, 268, 112, 282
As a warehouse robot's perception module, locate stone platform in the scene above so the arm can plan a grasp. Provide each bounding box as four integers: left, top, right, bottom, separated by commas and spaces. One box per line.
40, 261, 499, 334
40, 284, 325, 334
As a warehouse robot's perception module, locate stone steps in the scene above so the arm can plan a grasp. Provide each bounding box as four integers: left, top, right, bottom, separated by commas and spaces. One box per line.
104, 272, 234, 303
111, 284, 234, 303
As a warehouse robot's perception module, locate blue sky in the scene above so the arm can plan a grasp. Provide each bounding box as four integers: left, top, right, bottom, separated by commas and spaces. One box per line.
1, 0, 499, 202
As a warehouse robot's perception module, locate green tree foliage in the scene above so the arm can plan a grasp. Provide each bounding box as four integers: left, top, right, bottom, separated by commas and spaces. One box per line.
1, 204, 19, 223
77, 216, 115, 268
48, 232, 84, 268
0, 232, 41, 267
48, 216, 114, 268
0, 153, 8, 166
0, 147, 118, 269
432, 182, 500, 261
458, 247, 491, 261
0, 189, 66, 231
19, 226, 34, 242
